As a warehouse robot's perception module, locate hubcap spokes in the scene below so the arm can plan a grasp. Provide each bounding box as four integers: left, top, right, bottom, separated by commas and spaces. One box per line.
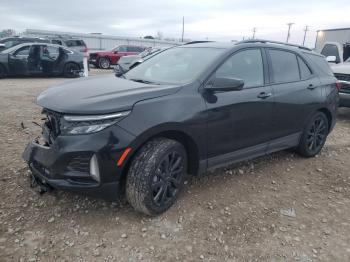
152, 151, 184, 206
307, 117, 327, 151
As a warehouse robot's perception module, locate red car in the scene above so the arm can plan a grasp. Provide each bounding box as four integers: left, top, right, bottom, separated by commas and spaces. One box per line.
89, 45, 145, 69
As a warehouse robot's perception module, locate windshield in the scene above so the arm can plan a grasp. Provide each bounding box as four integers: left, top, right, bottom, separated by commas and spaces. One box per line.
124, 47, 225, 85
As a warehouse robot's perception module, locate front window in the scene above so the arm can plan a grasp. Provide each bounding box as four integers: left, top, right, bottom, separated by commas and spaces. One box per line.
124, 47, 225, 85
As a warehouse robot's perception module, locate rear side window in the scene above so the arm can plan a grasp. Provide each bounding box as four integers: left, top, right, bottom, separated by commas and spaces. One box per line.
321, 44, 340, 63
304, 53, 334, 76
215, 49, 264, 88
268, 49, 300, 83
128, 46, 143, 52
52, 40, 63, 45
65, 40, 85, 47
297, 56, 312, 80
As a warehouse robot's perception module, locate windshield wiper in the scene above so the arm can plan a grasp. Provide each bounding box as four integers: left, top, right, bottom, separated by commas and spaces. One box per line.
129, 78, 159, 85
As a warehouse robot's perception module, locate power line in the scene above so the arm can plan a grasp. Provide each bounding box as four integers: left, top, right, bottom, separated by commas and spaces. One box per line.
286, 22, 294, 43
302, 25, 309, 46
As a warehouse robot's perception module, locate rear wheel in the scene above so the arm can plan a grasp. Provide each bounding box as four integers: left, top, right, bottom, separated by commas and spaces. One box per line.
0, 64, 6, 79
297, 112, 329, 157
63, 63, 80, 78
99, 57, 110, 69
126, 138, 187, 215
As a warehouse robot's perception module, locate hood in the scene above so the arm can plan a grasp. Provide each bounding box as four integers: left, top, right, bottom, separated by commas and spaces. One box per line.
37, 75, 180, 114
331, 63, 350, 75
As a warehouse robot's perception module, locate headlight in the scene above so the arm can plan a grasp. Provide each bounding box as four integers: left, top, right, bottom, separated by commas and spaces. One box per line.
60, 111, 130, 135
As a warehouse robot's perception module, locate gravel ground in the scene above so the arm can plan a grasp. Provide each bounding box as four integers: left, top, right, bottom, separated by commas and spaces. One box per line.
1, 70, 350, 261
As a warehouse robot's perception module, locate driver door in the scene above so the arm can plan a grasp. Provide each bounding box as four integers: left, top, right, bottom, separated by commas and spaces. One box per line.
8, 45, 31, 75
204, 48, 274, 166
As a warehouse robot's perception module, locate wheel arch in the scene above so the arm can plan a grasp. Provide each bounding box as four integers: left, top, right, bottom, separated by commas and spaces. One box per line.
317, 107, 333, 133
121, 128, 200, 184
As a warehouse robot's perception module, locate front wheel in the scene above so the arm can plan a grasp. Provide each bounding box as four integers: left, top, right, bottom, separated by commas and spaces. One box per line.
98, 57, 110, 69
126, 138, 187, 215
297, 112, 329, 157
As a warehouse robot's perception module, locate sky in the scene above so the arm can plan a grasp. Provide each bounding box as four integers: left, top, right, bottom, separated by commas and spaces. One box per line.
1, 0, 349, 47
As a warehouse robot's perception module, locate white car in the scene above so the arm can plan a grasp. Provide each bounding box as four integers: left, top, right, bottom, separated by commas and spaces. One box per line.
329, 56, 350, 107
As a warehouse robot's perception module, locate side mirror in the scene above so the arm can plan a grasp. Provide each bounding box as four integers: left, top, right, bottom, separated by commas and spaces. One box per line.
114, 50, 118, 54
326, 56, 337, 63
206, 77, 244, 92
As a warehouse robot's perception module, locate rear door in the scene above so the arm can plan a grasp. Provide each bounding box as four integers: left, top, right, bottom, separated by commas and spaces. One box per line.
205, 48, 274, 164
266, 48, 321, 140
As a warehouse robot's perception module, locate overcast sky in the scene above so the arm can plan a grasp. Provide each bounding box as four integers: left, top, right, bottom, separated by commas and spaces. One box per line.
1, 0, 349, 47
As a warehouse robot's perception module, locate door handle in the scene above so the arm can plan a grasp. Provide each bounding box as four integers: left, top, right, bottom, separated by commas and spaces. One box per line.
257, 92, 272, 99
307, 84, 316, 90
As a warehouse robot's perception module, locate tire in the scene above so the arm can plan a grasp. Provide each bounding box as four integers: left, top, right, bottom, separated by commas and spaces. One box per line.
297, 112, 329, 157
126, 138, 187, 215
63, 63, 80, 78
98, 57, 110, 69
0, 64, 6, 79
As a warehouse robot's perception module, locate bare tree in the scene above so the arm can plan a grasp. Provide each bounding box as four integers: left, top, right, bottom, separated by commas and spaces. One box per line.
0, 29, 16, 38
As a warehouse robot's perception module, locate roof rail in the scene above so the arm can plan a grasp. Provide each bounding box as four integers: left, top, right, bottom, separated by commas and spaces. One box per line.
237, 39, 312, 51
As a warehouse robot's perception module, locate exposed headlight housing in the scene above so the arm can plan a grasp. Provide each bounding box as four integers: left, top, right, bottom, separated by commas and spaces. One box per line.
60, 111, 130, 135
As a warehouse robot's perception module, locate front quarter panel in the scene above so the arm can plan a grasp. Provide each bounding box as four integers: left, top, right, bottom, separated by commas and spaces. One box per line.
117, 82, 207, 161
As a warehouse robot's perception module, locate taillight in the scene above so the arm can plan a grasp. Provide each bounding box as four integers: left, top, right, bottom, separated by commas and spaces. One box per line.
335, 80, 342, 91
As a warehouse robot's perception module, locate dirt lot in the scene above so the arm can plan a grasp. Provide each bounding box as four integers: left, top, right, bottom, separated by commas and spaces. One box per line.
1, 70, 350, 261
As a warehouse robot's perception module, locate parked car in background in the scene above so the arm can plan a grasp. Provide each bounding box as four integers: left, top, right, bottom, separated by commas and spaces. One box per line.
331, 57, 350, 107
89, 45, 146, 69
114, 47, 165, 76
23, 40, 338, 215
0, 43, 84, 78
0, 36, 49, 52
49, 38, 88, 55
319, 41, 350, 64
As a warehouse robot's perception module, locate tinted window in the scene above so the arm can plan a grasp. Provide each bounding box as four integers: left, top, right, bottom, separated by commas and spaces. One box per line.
3, 40, 19, 48
118, 46, 127, 52
65, 40, 85, 47
216, 49, 264, 88
14, 46, 30, 56
269, 50, 300, 83
304, 53, 334, 76
127, 46, 141, 52
52, 40, 63, 45
321, 44, 340, 62
297, 56, 312, 80
43, 46, 60, 59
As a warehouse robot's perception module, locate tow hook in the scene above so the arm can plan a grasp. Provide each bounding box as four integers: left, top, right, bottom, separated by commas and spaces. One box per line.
30, 174, 52, 194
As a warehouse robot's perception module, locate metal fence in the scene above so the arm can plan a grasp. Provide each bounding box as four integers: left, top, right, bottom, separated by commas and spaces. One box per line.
25, 29, 181, 51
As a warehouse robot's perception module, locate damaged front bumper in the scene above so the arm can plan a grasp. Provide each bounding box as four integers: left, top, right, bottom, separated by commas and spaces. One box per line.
22, 123, 135, 201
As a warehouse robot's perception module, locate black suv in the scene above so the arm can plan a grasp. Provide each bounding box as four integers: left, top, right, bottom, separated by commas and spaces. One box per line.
23, 40, 339, 215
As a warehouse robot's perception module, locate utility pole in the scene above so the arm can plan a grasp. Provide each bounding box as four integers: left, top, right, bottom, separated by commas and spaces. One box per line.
181, 16, 185, 42
286, 22, 294, 43
252, 27, 257, 39
302, 25, 309, 46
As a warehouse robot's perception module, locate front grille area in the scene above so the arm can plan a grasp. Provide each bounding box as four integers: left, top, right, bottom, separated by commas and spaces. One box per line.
334, 73, 350, 82
67, 154, 91, 173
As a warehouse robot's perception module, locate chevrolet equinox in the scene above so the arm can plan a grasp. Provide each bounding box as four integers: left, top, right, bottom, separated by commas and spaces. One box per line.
23, 40, 339, 215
